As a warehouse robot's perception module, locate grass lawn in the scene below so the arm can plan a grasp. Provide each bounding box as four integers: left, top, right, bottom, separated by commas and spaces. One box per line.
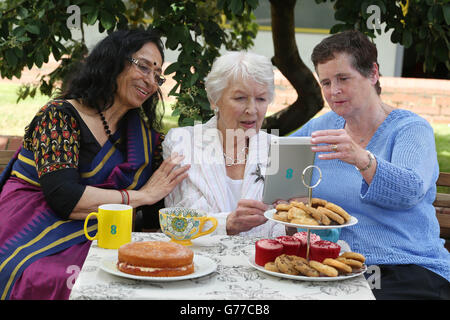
1, 82, 449, 190
435, 124, 450, 171
435, 123, 450, 194
0, 82, 179, 136
0, 83, 50, 136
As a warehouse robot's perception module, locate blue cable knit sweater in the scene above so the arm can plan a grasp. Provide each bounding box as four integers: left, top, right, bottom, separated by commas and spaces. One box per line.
291, 109, 450, 281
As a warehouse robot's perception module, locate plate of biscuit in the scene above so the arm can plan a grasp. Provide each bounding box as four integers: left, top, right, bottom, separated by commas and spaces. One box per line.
248, 252, 367, 282
264, 198, 357, 229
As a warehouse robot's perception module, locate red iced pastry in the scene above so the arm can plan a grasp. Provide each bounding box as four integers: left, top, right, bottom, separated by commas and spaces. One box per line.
309, 240, 341, 262
293, 232, 321, 258
275, 236, 301, 256
254, 239, 283, 266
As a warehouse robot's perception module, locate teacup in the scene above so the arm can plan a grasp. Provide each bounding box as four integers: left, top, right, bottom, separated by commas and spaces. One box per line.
159, 207, 218, 246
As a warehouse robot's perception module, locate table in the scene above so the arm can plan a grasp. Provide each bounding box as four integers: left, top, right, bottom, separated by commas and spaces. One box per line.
69, 232, 375, 300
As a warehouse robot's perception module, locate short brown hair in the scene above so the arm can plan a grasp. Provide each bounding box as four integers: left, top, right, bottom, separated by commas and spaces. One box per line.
311, 30, 381, 95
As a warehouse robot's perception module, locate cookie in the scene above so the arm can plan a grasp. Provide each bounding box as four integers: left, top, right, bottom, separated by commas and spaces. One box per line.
290, 216, 320, 226
322, 258, 352, 274
276, 203, 292, 211
287, 206, 308, 220
325, 202, 351, 222
292, 256, 308, 264
339, 252, 366, 263
309, 206, 331, 225
336, 257, 364, 269
302, 205, 317, 216
273, 211, 289, 222
264, 262, 279, 273
293, 260, 320, 277
317, 206, 345, 225
275, 254, 300, 275
311, 198, 327, 208
290, 201, 309, 212
309, 260, 339, 277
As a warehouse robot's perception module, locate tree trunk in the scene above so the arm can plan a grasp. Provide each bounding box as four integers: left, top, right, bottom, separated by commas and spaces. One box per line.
262, 0, 324, 136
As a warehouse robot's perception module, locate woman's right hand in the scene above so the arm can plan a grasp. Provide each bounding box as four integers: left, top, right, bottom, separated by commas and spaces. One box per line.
138, 152, 190, 205
226, 199, 268, 235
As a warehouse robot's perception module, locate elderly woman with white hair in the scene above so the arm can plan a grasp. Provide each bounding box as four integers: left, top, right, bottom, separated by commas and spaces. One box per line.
162, 51, 285, 237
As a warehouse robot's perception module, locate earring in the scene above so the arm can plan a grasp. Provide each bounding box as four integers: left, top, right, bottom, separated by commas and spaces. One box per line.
213, 108, 219, 117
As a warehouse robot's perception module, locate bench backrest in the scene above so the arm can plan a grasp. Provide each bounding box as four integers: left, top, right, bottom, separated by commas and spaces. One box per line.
434, 172, 450, 207
434, 172, 450, 245
0, 150, 16, 174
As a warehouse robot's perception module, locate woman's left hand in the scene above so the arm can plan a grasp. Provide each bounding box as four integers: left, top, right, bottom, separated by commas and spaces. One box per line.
310, 129, 366, 167
138, 152, 190, 205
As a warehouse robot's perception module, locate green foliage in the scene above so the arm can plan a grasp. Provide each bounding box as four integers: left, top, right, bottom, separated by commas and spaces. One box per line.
145, 0, 259, 126
316, 0, 450, 73
2, 0, 446, 127
0, 0, 129, 100
0, 0, 259, 127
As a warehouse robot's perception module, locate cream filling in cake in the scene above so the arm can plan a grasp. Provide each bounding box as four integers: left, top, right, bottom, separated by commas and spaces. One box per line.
118, 262, 189, 272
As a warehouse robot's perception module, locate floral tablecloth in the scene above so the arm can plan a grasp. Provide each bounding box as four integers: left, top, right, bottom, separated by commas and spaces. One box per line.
69, 232, 375, 300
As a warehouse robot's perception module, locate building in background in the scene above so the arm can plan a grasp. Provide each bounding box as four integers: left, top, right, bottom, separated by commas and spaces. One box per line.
250, 1, 404, 77
75, 1, 404, 77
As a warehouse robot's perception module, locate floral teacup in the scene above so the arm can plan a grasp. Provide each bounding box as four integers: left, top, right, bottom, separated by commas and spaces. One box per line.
159, 207, 218, 245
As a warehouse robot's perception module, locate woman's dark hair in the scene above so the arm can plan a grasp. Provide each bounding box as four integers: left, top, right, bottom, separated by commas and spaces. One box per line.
60, 28, 165, 131
311, 30, 381, 95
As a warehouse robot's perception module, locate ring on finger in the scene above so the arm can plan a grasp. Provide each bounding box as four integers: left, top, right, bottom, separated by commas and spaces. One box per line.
331, 144, 338, 152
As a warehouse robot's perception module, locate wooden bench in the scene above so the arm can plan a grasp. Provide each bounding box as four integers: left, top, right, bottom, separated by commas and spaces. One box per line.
0, 150, 16, 175
434, 172, 450, 251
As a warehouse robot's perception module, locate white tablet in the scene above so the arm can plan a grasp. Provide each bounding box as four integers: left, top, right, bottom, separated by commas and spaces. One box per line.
262, 136, 316, 204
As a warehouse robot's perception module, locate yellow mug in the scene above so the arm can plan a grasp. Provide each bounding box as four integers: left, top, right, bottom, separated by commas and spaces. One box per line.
83, 204, 132, 249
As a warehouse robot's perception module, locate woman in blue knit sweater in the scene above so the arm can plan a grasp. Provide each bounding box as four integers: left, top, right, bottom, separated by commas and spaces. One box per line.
292, 30, 449, 299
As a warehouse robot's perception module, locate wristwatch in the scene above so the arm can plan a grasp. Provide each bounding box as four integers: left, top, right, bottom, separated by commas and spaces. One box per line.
356, 150, 375, 172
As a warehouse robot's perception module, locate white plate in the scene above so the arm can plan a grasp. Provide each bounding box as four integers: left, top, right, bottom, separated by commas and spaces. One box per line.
264, 209, 358, 230
248, 255, 367, 282
100, 255, 217, 281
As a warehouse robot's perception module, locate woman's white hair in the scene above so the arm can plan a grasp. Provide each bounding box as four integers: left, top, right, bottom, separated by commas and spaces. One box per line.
204, 51, 275, 106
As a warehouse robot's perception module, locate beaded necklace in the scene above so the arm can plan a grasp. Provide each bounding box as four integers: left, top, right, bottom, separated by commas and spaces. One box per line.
99, 111, 112, 138
99, 111, 121, 148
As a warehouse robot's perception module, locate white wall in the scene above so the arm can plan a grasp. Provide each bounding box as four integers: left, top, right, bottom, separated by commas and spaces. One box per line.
241, 28, 403, 77
153, 27, 403, 78
72, 23, 403, 77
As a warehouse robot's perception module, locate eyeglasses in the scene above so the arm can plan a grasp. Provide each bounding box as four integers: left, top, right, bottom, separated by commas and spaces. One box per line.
128, 57, 166, 86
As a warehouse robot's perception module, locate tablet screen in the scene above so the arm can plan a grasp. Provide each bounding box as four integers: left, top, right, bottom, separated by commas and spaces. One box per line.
262, 137, 316, 204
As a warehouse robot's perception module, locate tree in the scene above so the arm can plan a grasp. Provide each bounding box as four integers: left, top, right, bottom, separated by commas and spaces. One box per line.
262, 0, 324, 135
0, 0, 259, 127
264, 0, 449, 134
143, 0, 260, 126
1, 0, 448, 135
323, 0, 449, 74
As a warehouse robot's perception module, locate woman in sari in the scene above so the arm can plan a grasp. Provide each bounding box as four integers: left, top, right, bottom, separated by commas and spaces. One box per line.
0, 28, 189, 300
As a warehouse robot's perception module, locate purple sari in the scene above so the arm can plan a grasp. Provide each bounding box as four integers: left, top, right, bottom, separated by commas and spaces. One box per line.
0, 108, 160, 300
